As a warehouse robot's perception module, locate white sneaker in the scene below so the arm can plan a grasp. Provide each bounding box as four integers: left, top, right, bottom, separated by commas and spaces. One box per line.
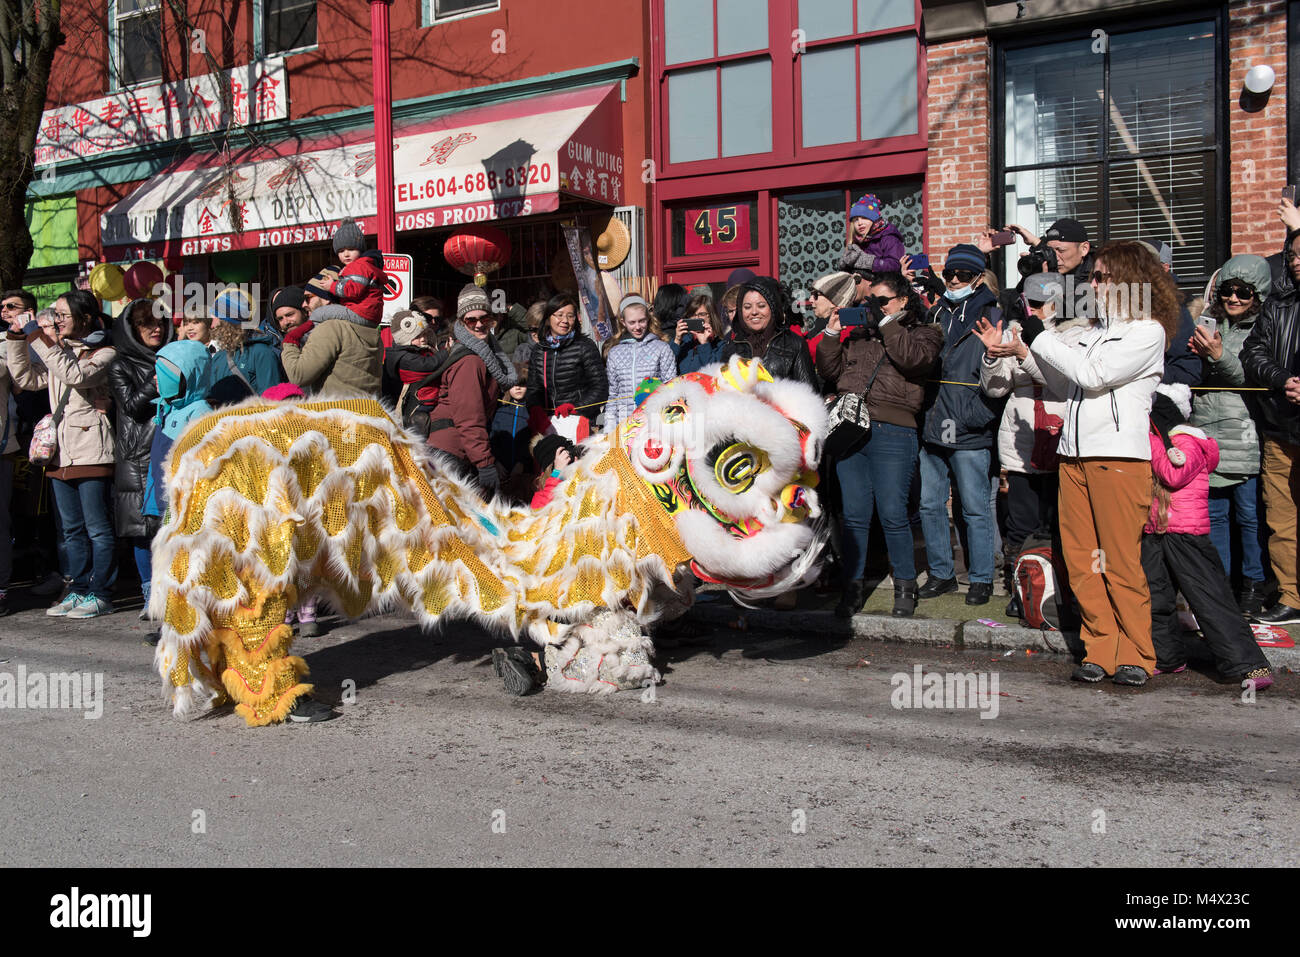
46, 592, 84, 617
66, 595, 114, 619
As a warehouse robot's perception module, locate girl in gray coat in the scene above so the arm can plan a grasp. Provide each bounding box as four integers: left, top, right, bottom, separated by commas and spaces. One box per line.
1188, 254, 1272, 615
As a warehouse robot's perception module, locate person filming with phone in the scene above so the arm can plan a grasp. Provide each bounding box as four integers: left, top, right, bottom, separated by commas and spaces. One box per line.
817, 273, 942, 619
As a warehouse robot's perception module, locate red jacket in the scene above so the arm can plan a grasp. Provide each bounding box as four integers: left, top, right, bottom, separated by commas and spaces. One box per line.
530, 473, 563, 509
425, 354, 500, 469
335, 251, 386, 324
1146, 427, 1219, 536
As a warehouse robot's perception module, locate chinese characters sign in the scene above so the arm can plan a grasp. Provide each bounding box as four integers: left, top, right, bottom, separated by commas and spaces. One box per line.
35, 59, 288, 167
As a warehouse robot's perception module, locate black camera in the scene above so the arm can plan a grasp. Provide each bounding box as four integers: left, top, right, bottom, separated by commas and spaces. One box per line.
1017, 242, 1059, 277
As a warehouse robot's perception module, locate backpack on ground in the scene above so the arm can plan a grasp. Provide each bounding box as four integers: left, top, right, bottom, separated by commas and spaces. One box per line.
1014, 531, 1072, 631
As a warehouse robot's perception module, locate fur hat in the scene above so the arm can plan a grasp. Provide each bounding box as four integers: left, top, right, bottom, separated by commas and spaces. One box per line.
305, 267, 341, 304
332, 217, 365, 254
457, 283, 491, 320
391, 309, 430, 347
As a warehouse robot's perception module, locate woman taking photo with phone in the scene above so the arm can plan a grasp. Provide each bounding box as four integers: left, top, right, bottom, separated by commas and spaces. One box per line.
816, 272, 943, 618
1029, 241, 1179, 686
674, 293, 726, 373
1187, 254, 1273, 615
5, 290, 118, 619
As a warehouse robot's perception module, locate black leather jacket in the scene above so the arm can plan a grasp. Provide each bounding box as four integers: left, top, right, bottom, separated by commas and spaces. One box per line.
108, 317, 172, 537
1242, 227, 1300, 445
721, 325, 820, 392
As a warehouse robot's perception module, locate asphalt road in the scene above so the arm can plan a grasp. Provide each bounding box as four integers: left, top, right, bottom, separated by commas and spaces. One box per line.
1, 604, 1295, 867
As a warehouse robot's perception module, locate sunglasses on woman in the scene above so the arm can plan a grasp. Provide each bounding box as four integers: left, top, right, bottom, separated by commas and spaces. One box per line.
941, 269, 978, 283
870, 294, 900, 308
1217, 283, 1256, 302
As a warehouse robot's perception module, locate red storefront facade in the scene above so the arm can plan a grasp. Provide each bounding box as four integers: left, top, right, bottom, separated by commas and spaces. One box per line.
30, 1, 653, 309
648, 1, 929, 300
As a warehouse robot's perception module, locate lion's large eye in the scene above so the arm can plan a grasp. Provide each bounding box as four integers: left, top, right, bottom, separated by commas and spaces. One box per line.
711, 442, 766, 494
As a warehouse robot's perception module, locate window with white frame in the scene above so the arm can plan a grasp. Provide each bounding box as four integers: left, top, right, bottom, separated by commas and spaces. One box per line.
112, 0, 163, 89
263, 0, 317, 55
427, 0, 500, 23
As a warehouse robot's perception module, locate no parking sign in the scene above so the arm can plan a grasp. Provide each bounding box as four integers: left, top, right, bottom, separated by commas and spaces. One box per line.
383, 254, 413, 319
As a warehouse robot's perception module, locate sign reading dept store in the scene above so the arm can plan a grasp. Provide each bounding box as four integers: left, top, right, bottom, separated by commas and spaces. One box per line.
36, 60, 288, 167
100, 84, 625, 259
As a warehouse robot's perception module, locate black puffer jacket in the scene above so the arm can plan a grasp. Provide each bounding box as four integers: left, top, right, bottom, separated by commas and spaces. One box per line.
524, 332, 607, 417
1242, 227, 1300, 445
108, 313, 172, 537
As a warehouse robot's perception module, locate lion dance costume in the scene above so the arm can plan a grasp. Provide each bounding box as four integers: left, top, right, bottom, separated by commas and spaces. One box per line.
150, 357, 829, 726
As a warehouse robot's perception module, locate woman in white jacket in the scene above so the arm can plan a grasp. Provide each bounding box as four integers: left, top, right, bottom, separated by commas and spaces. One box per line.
1028, 241, 1180, 686
975, 273, 1094, 616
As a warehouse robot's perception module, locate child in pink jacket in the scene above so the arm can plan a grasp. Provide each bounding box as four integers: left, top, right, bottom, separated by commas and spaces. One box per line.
1140, 386, 1272, 689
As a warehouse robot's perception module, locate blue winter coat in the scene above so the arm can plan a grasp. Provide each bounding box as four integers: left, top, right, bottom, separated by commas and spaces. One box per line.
922, 286, 1003, 449
675, 337, 726, 374
604, 334, 678, 432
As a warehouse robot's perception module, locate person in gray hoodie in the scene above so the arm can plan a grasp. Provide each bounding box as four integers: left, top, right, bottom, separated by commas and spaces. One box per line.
1188, 254, 1273, 615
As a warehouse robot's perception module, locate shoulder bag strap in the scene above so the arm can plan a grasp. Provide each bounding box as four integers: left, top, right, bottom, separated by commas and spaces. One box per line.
225, 350, 255, 394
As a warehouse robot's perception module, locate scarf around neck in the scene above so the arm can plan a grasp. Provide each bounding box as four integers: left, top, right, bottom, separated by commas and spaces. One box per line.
454, 320, 517, 388
545, 328, 576, 350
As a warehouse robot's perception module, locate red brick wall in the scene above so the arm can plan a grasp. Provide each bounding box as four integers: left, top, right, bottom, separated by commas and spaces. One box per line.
1228, 0, 1290, 260
924, 37, 991, 264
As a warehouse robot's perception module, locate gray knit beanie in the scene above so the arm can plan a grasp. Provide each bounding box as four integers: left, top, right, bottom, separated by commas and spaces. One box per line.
332, 217, 365, 254
457, 283, 492, 320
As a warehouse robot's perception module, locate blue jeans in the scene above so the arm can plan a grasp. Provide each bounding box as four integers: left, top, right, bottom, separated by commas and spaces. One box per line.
835, 422, 918, 581
133, 538, 152, 602
50, 477, 117, 602
919, 444, 995, 584
1208, 477, 1267, 582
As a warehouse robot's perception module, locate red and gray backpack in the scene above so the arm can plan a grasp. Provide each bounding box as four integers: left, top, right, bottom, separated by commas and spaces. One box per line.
1014, 532, 1072, 631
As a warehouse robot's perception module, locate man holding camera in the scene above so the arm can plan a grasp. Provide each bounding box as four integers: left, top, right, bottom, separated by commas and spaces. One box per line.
917, 244, 1004, 606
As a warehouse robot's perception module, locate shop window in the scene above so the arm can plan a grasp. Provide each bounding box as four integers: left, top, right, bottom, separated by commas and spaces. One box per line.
663, 0, 772, 164
1000, 20, 1220, 286
110, 0, 163, 89
795, 0, 917, 149
427, 0, 500, 23
263, 0, 317, 55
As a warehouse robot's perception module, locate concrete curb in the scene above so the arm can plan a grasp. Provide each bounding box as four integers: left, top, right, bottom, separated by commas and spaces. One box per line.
684, 601, 1300, 672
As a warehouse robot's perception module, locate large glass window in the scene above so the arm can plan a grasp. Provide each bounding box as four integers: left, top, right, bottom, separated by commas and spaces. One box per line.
264, 0, 317, 54
1001, 21, 1219, 285
796, 0, 918, 149
428, 0, 500, 22
113, 0, 163, 88
663, 0, 772, 164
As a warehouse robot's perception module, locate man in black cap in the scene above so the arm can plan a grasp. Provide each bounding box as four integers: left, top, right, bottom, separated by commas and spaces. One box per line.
1007, 217, 1093, 284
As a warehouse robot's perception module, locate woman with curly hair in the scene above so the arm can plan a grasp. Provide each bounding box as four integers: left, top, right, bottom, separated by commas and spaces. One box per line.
1029, 240, 1180, 687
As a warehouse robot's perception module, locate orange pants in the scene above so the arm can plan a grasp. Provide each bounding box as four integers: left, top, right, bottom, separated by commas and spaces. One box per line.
1260, 437, 1300, 608
1058, 458, 1155, 674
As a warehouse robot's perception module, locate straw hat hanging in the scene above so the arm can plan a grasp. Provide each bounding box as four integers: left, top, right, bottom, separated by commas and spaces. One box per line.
589, 214, 631, 271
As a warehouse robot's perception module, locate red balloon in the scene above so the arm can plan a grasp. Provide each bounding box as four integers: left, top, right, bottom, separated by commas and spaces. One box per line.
443, 226, 511, 285
123, 260, 165, 299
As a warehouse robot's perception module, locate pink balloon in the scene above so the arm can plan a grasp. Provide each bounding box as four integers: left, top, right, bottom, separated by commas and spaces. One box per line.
123, 260, 165, 299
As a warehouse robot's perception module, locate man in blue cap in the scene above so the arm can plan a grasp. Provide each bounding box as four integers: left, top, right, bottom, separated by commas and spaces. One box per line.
917, 243, 1003, 606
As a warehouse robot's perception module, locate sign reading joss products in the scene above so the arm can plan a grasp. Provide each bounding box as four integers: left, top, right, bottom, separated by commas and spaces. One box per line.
35, 59, 288, 167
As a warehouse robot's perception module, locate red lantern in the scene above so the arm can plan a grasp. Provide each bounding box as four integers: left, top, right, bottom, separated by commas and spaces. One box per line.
443, 226, 511, 287
123, 261, 165, 299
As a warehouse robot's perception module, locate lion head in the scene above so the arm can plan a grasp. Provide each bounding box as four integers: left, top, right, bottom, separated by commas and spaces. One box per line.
618, 356, 829, 604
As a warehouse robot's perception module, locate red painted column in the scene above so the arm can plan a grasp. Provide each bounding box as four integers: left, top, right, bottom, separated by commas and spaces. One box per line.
369, 0, 396, 253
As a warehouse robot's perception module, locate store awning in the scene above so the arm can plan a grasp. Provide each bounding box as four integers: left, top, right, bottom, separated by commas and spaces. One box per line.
100, 83, 625, 260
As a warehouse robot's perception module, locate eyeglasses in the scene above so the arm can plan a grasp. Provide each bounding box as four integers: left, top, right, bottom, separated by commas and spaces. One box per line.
1, 301, 25, 311
1089, 271, 1113, 285
870, 295, 899, 308
52, 311, 73, 320
463, 315, 494, 325
1217, 283, 1257, 302
942, 269, 978, 283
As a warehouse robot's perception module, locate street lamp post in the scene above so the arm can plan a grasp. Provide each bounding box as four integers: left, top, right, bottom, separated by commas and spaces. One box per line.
368, 0, 397, 253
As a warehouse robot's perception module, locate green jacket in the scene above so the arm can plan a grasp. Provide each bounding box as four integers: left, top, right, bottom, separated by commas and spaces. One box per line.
1189, 313, 1261, 485
282, 308, 382, 397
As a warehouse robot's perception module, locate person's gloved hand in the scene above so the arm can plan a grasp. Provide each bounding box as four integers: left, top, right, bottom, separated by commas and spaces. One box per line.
554, 402, 576, 418
528, 405, 550, 435
477, 464, 501, 491
282, 320, 314, 346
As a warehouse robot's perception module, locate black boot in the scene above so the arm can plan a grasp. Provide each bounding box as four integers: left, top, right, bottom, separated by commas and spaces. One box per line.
1002, 562, 1022, 618
835, 579, 865, 619
1238, 579, 1267, 617
892, 578, 918, 618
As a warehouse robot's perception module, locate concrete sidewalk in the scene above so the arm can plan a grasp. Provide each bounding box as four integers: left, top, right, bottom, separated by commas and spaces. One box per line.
683, 581, 1300, 673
